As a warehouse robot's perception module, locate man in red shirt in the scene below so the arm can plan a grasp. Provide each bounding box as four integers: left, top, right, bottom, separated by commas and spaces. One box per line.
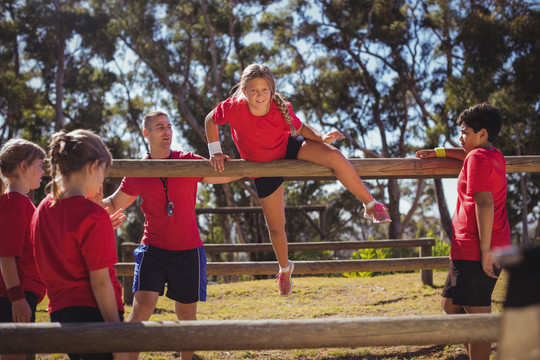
416, 103, 511, 360
96, 111, 237, 360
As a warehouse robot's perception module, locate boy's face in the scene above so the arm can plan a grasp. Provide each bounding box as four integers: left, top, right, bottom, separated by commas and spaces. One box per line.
459, 124, 488, 153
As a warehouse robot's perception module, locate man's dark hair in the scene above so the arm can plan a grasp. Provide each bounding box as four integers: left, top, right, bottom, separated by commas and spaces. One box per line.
456, 102, 503, 143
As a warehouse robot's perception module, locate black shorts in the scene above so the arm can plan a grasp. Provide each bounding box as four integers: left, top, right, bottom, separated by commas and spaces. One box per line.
254, 135, 305, 198
133, 244, 207, 304
441, 259, 501, 307
50, 306, 124, 360
0, 291, 38, 322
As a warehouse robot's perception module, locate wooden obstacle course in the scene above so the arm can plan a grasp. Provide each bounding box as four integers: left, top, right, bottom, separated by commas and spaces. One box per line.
0, 314, 500, 354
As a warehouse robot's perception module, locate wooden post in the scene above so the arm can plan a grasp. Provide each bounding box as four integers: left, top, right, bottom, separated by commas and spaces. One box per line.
420, 243, 435, 286
121, 246, 134, 306
0, 314, 501, 354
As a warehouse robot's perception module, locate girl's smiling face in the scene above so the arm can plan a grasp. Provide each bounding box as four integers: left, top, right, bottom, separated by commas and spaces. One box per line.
243, 77, 272, 116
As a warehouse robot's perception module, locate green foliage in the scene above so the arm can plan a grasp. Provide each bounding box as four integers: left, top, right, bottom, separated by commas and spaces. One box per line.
343, 247, 391, 278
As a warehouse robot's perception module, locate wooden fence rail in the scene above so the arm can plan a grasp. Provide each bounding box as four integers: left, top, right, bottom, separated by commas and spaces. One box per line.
0, 314, 500, 354
104, 156, 539, 179
115, 257, 449, 277
195, 205, 327, 238
121, 238, 435, 254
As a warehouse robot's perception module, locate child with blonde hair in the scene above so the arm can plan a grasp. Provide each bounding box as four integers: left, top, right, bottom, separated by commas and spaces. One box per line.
0, 138, 47, 360
31, 129, 127, 360
205, 64, 391, 296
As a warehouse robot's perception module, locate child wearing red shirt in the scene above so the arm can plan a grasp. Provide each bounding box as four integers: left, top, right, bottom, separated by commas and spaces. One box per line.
416, 103, 511, 360
205, 64, 391, 296
0, 139, 46, 360
32, 130, 127, 360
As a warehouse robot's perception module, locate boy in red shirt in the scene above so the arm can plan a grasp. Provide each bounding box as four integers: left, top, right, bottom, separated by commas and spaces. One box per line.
416, 103, 511, 360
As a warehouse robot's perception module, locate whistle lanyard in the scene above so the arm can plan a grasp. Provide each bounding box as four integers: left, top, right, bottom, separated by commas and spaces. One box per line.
148, 151, 173, 215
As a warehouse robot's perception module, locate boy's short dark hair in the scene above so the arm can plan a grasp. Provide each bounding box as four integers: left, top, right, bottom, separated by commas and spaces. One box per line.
456, 103, 503, 143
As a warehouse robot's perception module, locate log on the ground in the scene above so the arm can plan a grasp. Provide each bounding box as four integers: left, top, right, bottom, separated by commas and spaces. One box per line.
0, 314, 500, 354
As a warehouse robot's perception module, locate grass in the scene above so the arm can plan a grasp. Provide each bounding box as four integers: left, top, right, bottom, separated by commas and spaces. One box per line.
35, 270, 507, 359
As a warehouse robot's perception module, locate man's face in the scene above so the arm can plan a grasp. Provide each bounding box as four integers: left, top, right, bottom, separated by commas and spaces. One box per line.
144, 115, 173, 150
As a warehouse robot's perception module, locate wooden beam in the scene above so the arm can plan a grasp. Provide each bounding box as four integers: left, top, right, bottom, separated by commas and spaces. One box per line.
0, 314, 500, 354
101, 156, 539, 179
121, 238, 436, 254
195, 205, 326, 214
114, 257, 449, 277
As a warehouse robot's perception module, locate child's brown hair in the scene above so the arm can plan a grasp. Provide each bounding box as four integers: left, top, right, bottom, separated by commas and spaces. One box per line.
0, 139, 46, 195
48, 129, 112, 201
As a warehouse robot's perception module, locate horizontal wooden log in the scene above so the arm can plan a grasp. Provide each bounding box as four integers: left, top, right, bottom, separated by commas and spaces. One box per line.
101, 156, 539, 179
0, 314, 501, 354
114, 257, 449, 277
121, 238, 436, 254
195, 205, 326, 214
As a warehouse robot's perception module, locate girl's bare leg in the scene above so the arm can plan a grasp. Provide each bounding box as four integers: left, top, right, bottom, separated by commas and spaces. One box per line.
259, 184, 289, 268
297, 140, 374, 204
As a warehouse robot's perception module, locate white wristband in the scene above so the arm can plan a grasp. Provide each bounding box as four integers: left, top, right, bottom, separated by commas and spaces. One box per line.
208, 141, 223, 156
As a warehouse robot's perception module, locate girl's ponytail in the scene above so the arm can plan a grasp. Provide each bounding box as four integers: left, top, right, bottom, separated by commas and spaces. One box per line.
273, 93, 297, 136
48, 129, 112, 202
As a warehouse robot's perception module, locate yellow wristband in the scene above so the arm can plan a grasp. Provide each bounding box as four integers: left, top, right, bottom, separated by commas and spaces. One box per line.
435, 147, 446, 158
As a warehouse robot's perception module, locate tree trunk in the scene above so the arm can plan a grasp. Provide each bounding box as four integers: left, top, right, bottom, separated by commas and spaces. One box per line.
434, 178, 452, 241
54, 0, 65, 131
387, 178, 401, 239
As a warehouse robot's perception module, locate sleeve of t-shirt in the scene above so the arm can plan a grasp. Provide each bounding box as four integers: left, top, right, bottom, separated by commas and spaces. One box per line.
179, 152, 205, 182
78, 209, 118, 271
212, 99, 234, 126
286, 102, 304, 130
118, 177, 139, 197
0, 198, 27, 257
466, 152, 493, 195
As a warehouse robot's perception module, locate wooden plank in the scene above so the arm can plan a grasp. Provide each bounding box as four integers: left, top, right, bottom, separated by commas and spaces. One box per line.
0, 314, 500, 354
120, 238, 436, 254
100, 156, 539, 179
114, 257, 449, 277
195, 205, 326, 214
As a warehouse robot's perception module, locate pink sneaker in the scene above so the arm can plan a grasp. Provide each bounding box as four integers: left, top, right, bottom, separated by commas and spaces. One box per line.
275, 261, 294, 296
364, 203, 392, 223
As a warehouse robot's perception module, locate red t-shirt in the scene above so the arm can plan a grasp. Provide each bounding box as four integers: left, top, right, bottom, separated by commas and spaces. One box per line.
31, 195, 123, 313
119, 150, 205, 251
0, 192, 46, 302
212, 97, 303, 162
451, 147, 511, 260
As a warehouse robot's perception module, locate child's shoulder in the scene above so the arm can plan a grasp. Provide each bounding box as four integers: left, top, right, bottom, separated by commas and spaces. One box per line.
0, 192, 34, 213
468, 147, 505, 162
221, 97, 246, 108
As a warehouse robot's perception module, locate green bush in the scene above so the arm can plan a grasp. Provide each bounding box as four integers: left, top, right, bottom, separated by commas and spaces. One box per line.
343, 247, 392, 278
